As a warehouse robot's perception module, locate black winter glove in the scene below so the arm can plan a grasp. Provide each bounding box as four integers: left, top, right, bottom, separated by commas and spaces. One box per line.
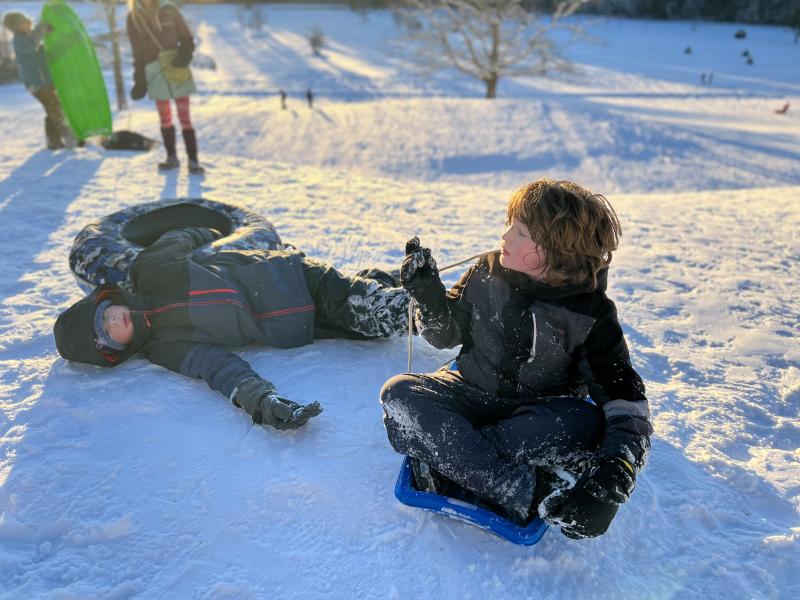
172, 45, 193, 68
401, 237, 447, 308
233, 378, 322, 431
541, 456, 636, 539
130, 81, 147, 101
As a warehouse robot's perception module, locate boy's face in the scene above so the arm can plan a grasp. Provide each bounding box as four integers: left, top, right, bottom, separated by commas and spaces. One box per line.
500, 217, 546, 279
17, 19, 32, 34
102, 304, 134, 345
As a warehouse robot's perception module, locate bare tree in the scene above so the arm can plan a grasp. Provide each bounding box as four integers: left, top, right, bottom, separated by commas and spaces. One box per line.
400, 0, 591, 98
90, 0, 127, 111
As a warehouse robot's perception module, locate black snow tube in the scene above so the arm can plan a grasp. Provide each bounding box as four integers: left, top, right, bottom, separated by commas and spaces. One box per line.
69, 198, 283, 292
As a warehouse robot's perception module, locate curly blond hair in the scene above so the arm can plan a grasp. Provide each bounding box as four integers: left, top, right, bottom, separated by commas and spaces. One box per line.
506, 179, 621, 288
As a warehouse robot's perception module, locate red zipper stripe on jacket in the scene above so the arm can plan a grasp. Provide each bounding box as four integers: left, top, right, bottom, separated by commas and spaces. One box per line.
146, 299, 245, 316
189, 288, 239, 296
144, 299, 315, 320
255, 304, 315, 319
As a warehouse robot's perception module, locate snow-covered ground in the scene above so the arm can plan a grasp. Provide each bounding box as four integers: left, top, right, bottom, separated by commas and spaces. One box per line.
1, 2, 799, 598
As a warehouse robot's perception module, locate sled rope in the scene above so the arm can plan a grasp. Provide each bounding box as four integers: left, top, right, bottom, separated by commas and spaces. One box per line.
406, 249, 498, 372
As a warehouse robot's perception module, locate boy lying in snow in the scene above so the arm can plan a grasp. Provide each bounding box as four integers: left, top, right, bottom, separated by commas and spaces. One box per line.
54, 227, 409, 430
381, 179, 652, 539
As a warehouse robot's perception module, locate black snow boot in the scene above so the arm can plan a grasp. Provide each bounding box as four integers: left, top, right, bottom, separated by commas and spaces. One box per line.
45, 117, 63, 150
410, 458, 443, 494
182, 127, 205, 175
159, 126, 179, 171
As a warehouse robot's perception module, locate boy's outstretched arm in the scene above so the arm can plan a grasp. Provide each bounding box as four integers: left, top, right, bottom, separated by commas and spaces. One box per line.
401, 237, 472, 349
145, 340, 321, 430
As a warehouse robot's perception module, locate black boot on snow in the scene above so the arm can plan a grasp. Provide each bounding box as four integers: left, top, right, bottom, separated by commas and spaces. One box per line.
410, 458, 443, 494
182, 128, 205, 175
159, 126, 179, 171
158, 155, 180, 171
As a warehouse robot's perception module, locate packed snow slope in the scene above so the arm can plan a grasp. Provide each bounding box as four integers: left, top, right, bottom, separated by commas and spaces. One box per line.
1, 3, 799, 599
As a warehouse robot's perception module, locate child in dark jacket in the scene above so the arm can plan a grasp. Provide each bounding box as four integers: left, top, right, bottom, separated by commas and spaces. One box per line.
2, 11, 75, 149
54, 227, 410, 431
381, 179, 652, 539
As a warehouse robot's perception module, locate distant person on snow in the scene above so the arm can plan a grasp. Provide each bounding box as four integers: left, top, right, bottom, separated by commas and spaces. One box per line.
381, 179, 652, 539
54, 227, 410, 431
2, 11, 76, 150
127, 0, 204, 175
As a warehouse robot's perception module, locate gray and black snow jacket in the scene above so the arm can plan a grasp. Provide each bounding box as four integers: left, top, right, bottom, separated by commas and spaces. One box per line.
414, 252, 652, 469
54, 228, 315, 400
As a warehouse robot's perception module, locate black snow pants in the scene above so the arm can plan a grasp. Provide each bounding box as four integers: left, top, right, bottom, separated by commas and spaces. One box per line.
302, 258, 409, 340
380, 368, 605, 518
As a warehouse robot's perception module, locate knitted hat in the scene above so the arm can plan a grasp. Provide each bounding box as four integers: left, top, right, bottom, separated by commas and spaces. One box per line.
93, 300, 127, 352
3, 12, 31, 32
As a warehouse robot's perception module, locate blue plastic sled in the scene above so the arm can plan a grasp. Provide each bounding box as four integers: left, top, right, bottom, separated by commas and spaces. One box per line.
394, 456, 549, 546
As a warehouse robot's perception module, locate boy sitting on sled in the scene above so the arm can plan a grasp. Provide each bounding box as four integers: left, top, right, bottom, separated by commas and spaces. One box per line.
381, 179, 652, 539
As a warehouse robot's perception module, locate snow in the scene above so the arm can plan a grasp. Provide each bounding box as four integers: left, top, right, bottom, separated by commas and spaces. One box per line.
1, 2, 799, 598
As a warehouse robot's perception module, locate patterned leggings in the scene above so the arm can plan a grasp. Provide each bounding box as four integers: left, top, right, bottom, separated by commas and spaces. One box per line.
156, 97, 192, 130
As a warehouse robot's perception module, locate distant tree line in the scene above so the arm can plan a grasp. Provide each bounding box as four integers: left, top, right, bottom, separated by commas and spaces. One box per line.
582, 0, 798, 25
205, 0, 799, 26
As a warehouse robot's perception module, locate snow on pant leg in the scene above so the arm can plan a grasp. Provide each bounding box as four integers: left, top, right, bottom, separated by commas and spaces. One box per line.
380, 370, 537, 517
481, 397, 605, 470
302, 257, 409, 338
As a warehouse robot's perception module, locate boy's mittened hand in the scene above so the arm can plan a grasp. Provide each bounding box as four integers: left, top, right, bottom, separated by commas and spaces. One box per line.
540, 460, 631, 539
581, 456, 636, 504
401, 237, 439, 291
262, 395, 322, 431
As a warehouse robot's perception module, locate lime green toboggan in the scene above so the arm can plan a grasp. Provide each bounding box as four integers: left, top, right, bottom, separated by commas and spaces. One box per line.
40, 0, 112, 140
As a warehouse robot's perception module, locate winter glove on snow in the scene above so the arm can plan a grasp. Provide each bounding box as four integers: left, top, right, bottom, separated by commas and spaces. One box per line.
540, 457, 635, 539
233, 378, 322, 431
401, 237, 447, 313
130, 81, 147, 101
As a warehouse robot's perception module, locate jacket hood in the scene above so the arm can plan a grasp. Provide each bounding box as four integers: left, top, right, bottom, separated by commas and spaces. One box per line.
486, 251, 608, 299
54, 285, 149, 368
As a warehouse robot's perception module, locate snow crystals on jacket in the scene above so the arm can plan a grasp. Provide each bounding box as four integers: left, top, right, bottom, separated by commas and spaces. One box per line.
415, 251, 652, 469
